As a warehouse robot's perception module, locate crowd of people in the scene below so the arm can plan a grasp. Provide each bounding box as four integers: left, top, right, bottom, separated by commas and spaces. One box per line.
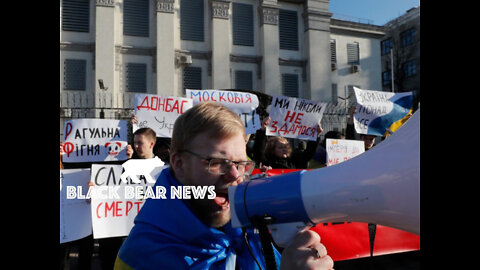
60, 102, 388, 270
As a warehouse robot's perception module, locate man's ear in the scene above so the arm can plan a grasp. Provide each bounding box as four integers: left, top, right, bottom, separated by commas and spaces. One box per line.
169, 151, 185, 182
150, 140, 156, 150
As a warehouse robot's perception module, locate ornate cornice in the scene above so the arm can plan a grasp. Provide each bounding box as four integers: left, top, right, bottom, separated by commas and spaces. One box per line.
259, 6, 279, 25
60, 42, 94, 52
156, 0, 175, 13
211, 0, 230, 19
96, 0, 115, 7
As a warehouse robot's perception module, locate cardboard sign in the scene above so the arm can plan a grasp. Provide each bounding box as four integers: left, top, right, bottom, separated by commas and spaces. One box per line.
89, 164, 163, 239
134, 94, 193, 137
266, 95, 327, 141
353, 87, 412, 136
62, 119, 128, 163
326, 139, 365, 166
186, 89, 261, 134
60, 168, 92, 244
89, 163, 166, 239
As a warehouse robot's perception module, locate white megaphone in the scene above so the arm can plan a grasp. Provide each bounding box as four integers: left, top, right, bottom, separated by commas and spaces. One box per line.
229, 109, 420, 247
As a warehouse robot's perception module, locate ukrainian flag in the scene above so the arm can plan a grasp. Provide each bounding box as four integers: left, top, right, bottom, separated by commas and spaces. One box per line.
364, 92, 413, 137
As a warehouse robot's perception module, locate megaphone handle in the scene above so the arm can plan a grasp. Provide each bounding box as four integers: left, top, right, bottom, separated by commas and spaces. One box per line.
251, 216, 278, 270
268, 222, 311, 248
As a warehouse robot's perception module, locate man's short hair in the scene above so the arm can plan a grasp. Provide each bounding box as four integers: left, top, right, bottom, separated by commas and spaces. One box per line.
134, 127, 157, 143
171, 102, 245, 153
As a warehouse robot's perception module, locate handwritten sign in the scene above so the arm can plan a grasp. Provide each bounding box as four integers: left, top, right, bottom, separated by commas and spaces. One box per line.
186, 89, 261, 134
353, 87, 412, 136
60, 168, 92, 243
326, 139, 365, 166
266, 96, 327, 141
62, 119, 128, 163
134, 94, 193, 137
89, 163, 165, 239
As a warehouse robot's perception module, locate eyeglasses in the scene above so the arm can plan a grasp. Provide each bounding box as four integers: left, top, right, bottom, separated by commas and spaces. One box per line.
183, 149, 255, 178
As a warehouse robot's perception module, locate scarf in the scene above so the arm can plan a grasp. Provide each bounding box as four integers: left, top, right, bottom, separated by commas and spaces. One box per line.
116, 168, 281, 270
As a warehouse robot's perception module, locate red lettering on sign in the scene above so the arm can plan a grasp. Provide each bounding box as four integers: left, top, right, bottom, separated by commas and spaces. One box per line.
65, 122, 73, 140
137, 96, 187, 114
95, 200, 145, 219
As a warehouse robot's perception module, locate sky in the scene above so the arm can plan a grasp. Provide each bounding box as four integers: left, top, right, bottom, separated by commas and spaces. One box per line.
329, 0, 420, 26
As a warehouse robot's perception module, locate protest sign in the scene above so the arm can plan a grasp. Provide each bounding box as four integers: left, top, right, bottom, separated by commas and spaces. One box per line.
186, 89, 261, 134
60, 168, 92, 244
62, 119, 128, 163
326, 138, 365, 166
353, 87, 412, 136
266, 95, 327, 141
134, 94, 193, 137
89, 163, 165, 239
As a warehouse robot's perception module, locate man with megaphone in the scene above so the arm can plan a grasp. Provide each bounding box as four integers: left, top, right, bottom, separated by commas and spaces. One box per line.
114, 102, 334, 269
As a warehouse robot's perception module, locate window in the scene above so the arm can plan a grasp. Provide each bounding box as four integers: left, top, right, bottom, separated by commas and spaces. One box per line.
63, 59, 86, 91
282, 74, 299, 97
330, 40, 337, 69
181, 0, 204, 41
403, 60, 417, 77
235, 70, 253, 90
183, 67, 202, 92
382, 71, 392, 86
125, 63, 147, 92
62, 0, 90, 32
232, 3, 254, 46
123, 0, 149, 37
381, 38, 393, 55
279, 9, 298, 51
347, 43, 360, 65
401, 28, 415, 47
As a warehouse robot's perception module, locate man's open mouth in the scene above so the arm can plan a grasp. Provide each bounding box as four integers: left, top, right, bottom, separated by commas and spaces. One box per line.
213, 189, 229, 210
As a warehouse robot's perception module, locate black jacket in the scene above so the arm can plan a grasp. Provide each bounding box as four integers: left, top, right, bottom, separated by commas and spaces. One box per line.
252, 129, 320, 169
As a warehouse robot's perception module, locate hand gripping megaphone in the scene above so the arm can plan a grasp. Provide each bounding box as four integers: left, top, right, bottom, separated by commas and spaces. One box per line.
229, 109, 420, 247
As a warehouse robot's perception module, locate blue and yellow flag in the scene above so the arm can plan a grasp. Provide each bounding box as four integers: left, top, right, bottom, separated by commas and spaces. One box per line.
353, 87, 413, 137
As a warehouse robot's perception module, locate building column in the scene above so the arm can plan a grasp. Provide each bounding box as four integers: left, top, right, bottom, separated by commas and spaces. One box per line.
95, 0, 116, 110
156, 0, 176, 96
258, 0, 280, 96
210, 0, 231, 89
303, 0, 332, 102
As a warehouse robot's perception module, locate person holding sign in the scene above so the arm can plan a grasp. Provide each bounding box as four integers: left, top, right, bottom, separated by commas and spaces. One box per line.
253, 116, 323, 169
308, 131, 346, 169
115, 102, 333, 269
346, 107, 376, 151
130, 115, 171, 164
130, 127, 157, 159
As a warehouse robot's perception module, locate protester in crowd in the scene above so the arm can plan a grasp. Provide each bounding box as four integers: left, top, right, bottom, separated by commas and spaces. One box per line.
115, 102, 333, 269
130, 127, 157, 159
130, 115, 171, 164
252, 116, 323, 169
308, 130, 346, 169
346, 106, 376, 151
153, 137, 171, 164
